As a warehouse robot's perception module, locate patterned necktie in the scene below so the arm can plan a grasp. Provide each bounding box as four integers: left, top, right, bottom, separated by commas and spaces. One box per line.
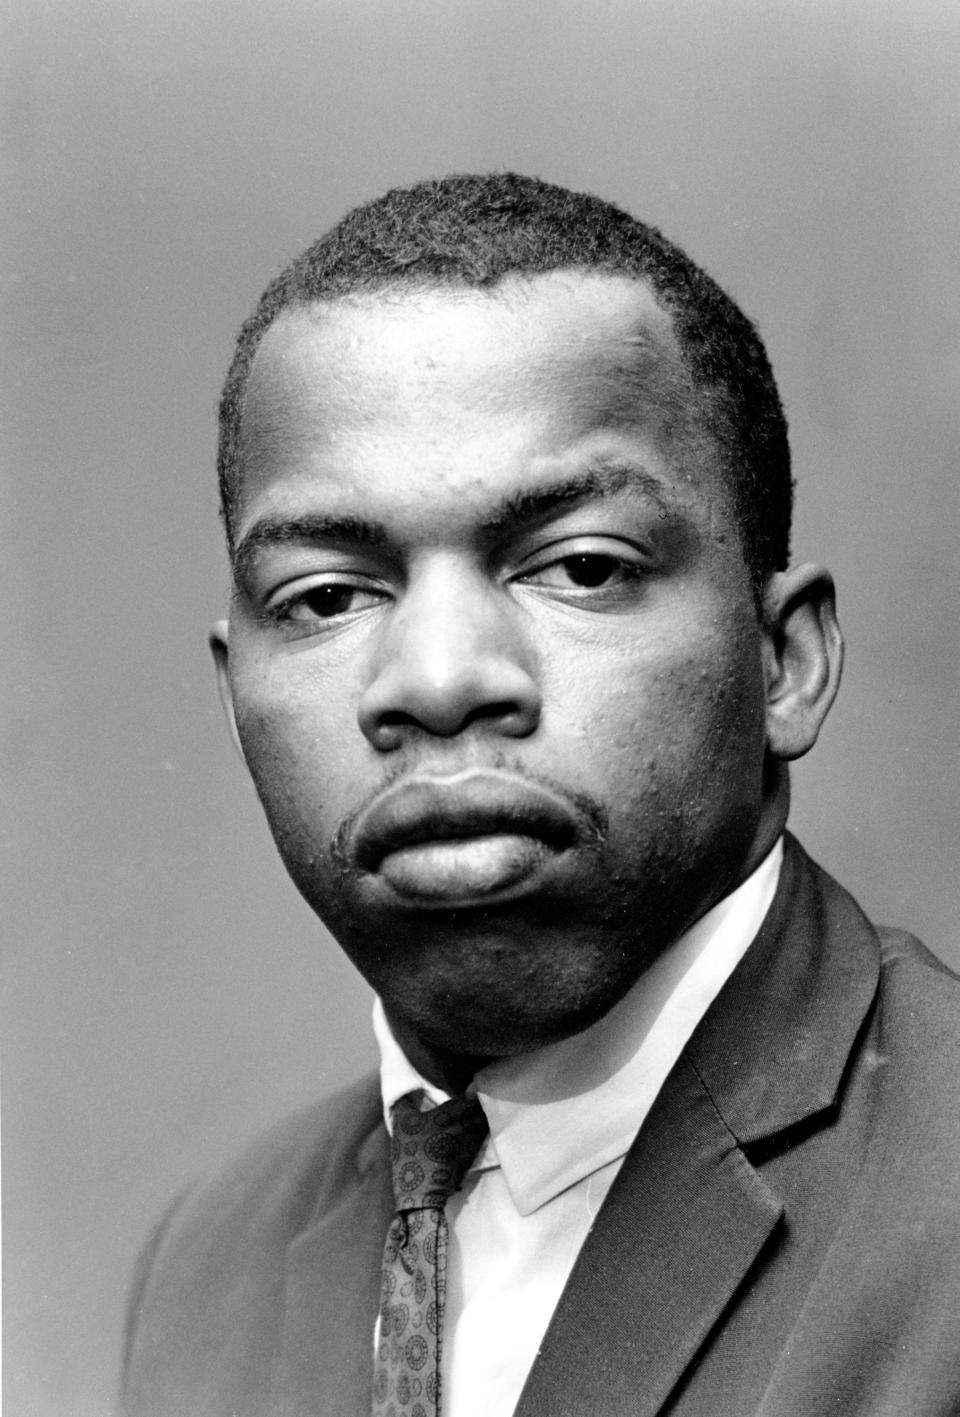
372, 1090, 489, 1417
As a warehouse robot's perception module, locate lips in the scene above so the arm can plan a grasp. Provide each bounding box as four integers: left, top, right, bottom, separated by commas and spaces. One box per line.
350, 771, 582, 903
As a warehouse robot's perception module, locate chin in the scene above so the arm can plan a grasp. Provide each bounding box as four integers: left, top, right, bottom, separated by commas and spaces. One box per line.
381, 937, 647, 1061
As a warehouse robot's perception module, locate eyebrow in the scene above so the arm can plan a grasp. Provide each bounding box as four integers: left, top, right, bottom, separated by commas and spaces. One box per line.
479, 461, 673, 534
231, 459, 673, 584
232, 514, 391, 586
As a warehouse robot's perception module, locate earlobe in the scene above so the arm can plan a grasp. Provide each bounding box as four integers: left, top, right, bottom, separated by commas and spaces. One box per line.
209, 620, 246, 763
762, 565, 844, 762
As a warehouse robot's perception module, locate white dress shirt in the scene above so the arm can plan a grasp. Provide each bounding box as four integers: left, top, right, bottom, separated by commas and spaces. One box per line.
375, 838, 783, 1417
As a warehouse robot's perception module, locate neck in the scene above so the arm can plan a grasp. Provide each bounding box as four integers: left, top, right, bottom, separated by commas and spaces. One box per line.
385, 1008, 490, 1094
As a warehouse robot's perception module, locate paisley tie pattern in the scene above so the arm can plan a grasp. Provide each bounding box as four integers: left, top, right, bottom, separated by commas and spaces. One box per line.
372, 1090, 489, 1417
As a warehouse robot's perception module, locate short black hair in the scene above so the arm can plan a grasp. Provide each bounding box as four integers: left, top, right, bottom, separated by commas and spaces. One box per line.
218, 172, 792, 593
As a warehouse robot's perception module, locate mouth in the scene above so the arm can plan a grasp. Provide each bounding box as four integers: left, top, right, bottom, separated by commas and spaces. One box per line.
350, 771, 583, 905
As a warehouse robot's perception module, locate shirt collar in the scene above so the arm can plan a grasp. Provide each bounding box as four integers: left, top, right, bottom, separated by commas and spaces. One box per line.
375, 838, 783, 1216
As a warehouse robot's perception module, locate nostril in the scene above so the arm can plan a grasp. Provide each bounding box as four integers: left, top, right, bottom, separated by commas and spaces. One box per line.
356, 612, 542, 748
473, 701, 539, 735
366, 714, 410, 753
361, 691, 540, 750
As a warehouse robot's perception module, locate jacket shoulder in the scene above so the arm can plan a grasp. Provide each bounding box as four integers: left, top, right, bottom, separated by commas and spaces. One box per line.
876, 923, 959, 980
873, 925, 960, 1119
160, 1071, 384, 1248
121, 1072, 386, 1414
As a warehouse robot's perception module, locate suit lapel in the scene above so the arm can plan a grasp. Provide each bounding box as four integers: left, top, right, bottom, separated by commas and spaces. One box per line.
273, 1120, 393, 1417
517, 837, 881, 1417
515, 1054, 783, 1417
686, 835, 880, 1147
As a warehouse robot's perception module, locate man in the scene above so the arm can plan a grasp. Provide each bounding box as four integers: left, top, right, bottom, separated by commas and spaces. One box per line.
121, 174, 960, 1417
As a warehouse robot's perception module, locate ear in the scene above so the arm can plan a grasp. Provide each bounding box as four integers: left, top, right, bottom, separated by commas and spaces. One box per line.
209, 620, 246, 763
761, 564, 843, 762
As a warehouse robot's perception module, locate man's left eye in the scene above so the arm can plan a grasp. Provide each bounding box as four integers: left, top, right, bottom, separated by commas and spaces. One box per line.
520, 552, 643, 592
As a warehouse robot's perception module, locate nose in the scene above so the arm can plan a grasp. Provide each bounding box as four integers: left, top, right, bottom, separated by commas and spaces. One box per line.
357, 563, 541, 750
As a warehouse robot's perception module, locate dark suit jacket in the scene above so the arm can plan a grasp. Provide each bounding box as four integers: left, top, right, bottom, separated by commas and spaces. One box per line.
121, 838, 960, 1416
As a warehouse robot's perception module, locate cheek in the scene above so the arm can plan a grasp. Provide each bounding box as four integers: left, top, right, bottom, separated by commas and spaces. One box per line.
587, 623, 767, 807
230, 665, 361, 832
232, 642, 362, 746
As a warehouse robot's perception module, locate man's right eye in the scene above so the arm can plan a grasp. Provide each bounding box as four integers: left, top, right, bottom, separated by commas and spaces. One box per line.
266, 579, 387, 627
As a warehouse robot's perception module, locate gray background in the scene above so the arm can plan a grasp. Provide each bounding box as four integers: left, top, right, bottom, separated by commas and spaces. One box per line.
4, 1, 959, 1412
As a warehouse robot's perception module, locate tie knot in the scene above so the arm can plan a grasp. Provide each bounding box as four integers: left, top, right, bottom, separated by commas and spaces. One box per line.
389, 1091, 488, 1212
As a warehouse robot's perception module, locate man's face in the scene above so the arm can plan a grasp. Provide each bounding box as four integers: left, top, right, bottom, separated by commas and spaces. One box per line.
215, 273, 780, 1068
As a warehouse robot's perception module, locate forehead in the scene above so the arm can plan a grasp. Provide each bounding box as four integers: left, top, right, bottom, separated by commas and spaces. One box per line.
234, 272, 720, 538
253, 268, 680, 373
